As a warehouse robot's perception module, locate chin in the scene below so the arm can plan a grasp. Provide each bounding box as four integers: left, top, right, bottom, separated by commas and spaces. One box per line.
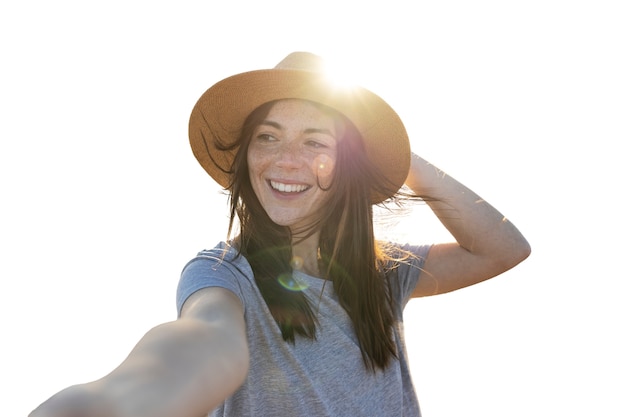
267, 214, 312, 230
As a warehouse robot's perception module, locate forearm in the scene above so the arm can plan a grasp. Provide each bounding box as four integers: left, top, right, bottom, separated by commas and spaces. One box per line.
406, 153, 530, 263
31, 318, 249, 417
98, 318, 247, 417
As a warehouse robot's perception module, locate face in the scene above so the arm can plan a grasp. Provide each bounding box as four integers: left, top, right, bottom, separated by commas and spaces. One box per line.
247, 99, 338, 232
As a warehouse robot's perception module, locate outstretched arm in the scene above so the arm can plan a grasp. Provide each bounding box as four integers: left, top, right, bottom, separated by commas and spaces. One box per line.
29, 287, 249, 417
406, 153, 531, 297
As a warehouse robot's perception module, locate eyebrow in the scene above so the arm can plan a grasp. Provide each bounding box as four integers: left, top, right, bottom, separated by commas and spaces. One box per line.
259, 120, 336, 139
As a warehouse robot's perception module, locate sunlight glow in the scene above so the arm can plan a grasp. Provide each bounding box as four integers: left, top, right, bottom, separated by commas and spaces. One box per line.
320, 55, 363, 91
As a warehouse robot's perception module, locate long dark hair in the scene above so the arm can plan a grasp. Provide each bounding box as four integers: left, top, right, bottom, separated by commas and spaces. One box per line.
217, 99, 401, 371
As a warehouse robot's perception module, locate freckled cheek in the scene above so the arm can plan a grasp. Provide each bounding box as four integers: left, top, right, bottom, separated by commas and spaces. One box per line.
247, 154, 268, 191
248, 151, 271, 175
313, 154, 336, 187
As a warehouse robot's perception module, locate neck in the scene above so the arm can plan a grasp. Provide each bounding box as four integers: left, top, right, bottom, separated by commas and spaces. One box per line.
291, 231, 322, 277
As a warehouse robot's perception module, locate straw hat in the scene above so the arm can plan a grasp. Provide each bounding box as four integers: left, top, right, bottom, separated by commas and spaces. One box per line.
188, 52, 410, 203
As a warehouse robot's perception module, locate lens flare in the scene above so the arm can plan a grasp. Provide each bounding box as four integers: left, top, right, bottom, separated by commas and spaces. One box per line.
277, 256, 310, 291
277, 273, 309, 292
314, 155, 334, 188
290, 255, 304, 270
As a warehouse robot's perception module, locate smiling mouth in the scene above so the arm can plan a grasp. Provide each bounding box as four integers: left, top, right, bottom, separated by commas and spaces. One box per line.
269, 180, 311, 193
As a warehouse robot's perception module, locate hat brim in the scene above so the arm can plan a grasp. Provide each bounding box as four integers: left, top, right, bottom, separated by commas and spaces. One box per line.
189, 69, 410, 203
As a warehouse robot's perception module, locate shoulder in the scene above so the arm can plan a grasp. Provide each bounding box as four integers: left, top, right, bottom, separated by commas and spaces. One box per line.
177, 242, 255, 316
379, 241, 432, 307
183, 242, 252, 276
380, 241, 432, 270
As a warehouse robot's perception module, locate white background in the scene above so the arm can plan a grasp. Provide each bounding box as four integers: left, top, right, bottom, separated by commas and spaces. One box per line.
2, 1, 624, 415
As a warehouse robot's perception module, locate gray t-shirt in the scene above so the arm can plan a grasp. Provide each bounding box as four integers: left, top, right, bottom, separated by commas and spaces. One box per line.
177, 241, 430, 417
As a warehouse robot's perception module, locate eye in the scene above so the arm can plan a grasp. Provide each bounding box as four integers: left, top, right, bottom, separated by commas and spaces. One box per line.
305, 139, 329, 149
303, 135, 337, 159
256, 133, 277, 142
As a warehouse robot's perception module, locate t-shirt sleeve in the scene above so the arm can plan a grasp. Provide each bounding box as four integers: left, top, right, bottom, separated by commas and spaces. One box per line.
176, 246, 246, 318
390, 243, 432, 310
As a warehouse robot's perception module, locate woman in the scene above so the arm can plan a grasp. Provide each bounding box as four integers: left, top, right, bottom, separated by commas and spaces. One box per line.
30, 52, 530, 417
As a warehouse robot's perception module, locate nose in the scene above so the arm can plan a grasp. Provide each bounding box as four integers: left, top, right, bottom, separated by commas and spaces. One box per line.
274, 140, 303, 168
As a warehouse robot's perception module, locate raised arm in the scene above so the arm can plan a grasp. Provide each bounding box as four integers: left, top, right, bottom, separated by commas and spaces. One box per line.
407, 153, 531, 297
29, 287, 249, 417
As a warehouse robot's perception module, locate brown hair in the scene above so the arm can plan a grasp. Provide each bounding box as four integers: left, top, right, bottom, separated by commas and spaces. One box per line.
219, 100, 401, 371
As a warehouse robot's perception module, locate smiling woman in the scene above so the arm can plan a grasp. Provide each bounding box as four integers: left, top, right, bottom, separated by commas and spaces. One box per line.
29, 52, 530, 417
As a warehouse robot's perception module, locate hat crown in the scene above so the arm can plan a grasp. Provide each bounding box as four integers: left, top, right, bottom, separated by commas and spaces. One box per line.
274, 52, 325, 72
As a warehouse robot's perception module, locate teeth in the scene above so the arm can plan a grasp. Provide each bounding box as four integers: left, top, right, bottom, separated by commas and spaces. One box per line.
270, 181, 309, 193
